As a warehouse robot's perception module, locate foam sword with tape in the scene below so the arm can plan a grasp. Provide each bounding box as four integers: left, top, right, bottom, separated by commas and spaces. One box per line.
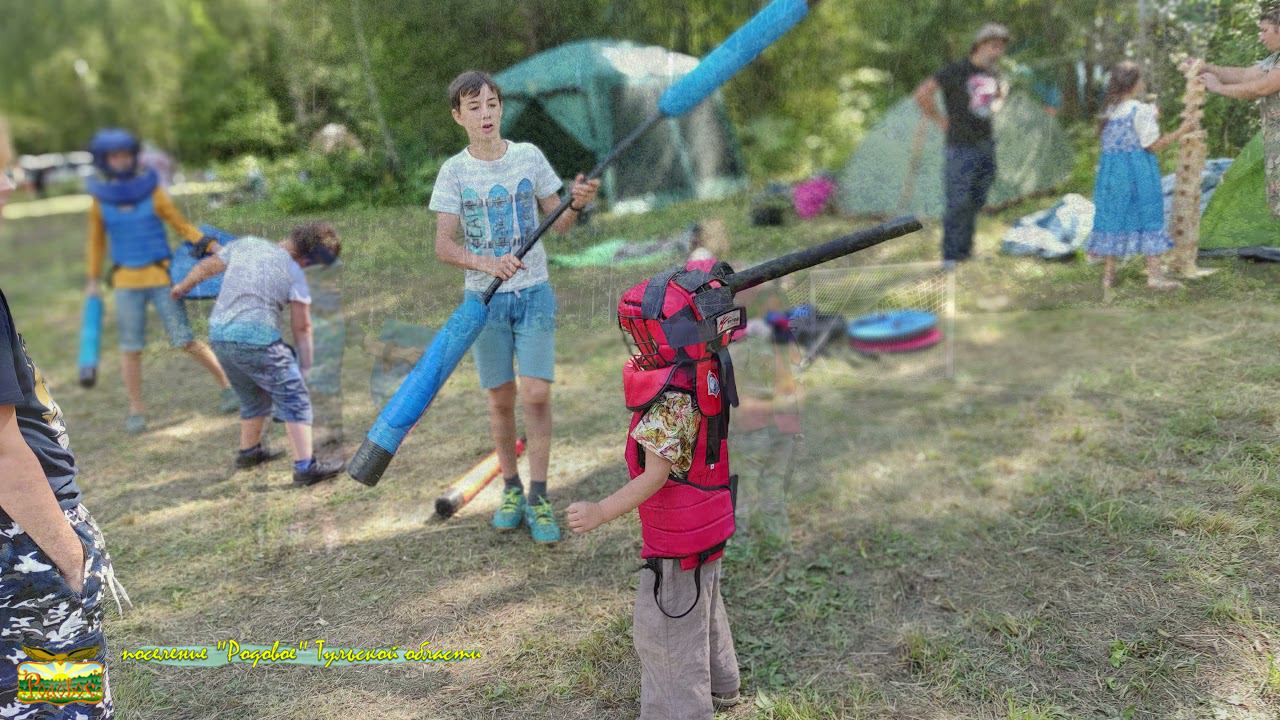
350, 0, 821, 486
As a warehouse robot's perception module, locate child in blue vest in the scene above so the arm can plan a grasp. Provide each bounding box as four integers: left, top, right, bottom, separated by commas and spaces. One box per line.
83, 129, 236, 434
1086, 63, 1193, 297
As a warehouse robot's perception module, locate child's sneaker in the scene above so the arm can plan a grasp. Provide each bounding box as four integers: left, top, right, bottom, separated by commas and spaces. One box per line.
235, 445, 286, 470
124, 414, 147, 435
524, 497, 561, 544
492, 487, 526, 531
292, 458, 344, 486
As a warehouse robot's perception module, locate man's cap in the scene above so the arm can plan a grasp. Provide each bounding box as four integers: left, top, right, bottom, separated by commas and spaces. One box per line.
973, 23, 1012, 49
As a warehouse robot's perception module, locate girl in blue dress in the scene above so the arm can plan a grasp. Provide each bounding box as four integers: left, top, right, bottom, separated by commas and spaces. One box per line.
1087, 61, 1193, 296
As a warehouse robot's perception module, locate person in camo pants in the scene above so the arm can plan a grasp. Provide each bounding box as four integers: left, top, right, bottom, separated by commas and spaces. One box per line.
0, 291, 121, 720
0, 118, 122, 720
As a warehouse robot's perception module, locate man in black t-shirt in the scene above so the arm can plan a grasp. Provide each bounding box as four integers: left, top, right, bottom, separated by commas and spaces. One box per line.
0, 286, 120, 716
914, 23, 1011, 263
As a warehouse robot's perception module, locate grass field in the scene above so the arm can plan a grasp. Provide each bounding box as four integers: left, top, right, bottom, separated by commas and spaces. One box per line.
3, 192, 1280, 719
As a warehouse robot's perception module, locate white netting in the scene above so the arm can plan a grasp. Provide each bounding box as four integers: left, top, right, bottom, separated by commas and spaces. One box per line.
781, 262, 955, 382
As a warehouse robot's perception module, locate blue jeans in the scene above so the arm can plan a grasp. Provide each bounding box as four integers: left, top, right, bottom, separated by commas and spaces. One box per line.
942, 141, 997, 261
211, 341, 312, 423
464, 282, 556, 389
114, 286, 194, 352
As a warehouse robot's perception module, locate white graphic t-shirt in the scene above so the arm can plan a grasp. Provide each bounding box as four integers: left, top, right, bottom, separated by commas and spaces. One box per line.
429, 142, 564, 293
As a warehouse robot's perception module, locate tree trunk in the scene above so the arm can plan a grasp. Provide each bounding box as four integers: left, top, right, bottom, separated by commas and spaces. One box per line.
518, 2, 540, 55
350, 0, 402, 178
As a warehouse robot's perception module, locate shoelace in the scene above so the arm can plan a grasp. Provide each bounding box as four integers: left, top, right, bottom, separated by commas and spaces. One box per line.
500, 490, 523, 512
529, 500, 555, 525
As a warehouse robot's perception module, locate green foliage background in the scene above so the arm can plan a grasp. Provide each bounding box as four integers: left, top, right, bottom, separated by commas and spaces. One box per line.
1, 0, 1272, 186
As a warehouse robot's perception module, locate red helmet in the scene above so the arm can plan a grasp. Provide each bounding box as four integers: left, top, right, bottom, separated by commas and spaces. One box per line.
617, 259, 744, 371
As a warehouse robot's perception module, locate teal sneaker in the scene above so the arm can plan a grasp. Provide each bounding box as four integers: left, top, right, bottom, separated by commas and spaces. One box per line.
218, 388, 240, 414
492, 487, 526, 531
525, 497, 561, 544
124, 414, 147, 435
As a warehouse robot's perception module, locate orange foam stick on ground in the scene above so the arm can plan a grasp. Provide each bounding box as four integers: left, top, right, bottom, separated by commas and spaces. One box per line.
434, 438, 527, 518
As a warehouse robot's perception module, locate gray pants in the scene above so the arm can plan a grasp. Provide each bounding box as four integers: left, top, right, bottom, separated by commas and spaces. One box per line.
634, 558, 739, 720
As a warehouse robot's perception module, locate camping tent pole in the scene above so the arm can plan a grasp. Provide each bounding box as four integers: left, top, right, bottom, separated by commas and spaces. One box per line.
671, 115, 698, 205
897, 115, 929, 214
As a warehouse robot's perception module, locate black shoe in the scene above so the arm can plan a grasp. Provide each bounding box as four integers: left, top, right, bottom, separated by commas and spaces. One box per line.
292, 458, 345, 487
235, 446, 286, 470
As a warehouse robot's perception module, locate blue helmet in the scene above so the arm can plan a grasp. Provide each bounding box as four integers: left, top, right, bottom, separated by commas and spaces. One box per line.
88, 128, 140, 178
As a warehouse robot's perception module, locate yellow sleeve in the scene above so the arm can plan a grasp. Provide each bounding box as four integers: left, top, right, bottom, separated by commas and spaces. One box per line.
152, 188, 203, 242
87, 200, 106, 280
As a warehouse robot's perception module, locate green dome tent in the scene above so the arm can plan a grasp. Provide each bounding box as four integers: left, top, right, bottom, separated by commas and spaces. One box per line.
1200, 131, 1280, 249
836, 91, 1072, 219
494, 40, 746, 214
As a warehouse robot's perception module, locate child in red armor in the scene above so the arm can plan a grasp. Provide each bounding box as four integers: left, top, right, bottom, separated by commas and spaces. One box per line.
567, 259, 744, 720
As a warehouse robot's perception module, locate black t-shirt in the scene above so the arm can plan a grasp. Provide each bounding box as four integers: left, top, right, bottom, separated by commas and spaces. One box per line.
933, 60, 1001, 146
0, 289, 82, 510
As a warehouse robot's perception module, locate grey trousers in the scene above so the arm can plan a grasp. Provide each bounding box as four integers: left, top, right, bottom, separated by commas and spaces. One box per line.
634, 558, 740, 720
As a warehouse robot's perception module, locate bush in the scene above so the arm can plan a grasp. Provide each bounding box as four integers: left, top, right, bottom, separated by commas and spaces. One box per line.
244, 150, 446, 214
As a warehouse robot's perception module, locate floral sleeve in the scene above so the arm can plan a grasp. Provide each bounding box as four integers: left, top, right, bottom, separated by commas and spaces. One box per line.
630, 392, 699, 476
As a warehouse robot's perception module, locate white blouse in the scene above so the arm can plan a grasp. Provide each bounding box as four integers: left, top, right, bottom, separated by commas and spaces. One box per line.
1107, 99, 1161, 148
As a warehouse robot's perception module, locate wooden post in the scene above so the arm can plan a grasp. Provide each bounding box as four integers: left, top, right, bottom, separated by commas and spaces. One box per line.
1167, 59, 1215, 278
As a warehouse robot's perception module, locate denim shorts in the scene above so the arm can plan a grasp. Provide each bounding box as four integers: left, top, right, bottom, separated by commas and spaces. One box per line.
464, 281, 556, 389
211, 340, 313, 423
114, 286, 194, 352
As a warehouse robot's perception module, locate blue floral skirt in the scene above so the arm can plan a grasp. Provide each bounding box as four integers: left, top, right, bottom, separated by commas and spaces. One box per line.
1086, 149, 1173, 257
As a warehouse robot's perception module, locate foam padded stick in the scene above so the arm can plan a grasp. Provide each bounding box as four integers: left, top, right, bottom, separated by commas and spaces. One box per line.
78, 295, 103, 388
435, 437, 527, 519
658, 0, 814, 117
354, 0, 819, 486
726, 216, 923, 294
349, 297, 488, 486
480, 0, 818, 305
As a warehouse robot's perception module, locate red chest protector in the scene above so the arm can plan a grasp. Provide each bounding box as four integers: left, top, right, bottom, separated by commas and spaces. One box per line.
618, 260, 743, 618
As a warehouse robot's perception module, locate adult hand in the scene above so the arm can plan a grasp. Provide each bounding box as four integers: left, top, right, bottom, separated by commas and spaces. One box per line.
170, 283, 189, 301
1202, 72, 1223, 92
570, 174, 601, 210
85, 279, 101, 297
566, 501, 605, 534
486, 254, 523, 280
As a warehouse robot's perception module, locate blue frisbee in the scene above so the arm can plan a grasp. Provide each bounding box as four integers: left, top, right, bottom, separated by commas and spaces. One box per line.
847, 310, 937, 342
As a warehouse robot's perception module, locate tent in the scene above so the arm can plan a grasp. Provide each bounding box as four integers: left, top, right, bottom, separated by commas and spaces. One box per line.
494, 40, 746, 214
836, 91, 1073, 219
1199, 131, 1280, 249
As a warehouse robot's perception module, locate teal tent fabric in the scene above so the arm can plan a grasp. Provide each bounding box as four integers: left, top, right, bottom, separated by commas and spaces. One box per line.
837, 91, 1073, 219
494, 40, 746, 213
